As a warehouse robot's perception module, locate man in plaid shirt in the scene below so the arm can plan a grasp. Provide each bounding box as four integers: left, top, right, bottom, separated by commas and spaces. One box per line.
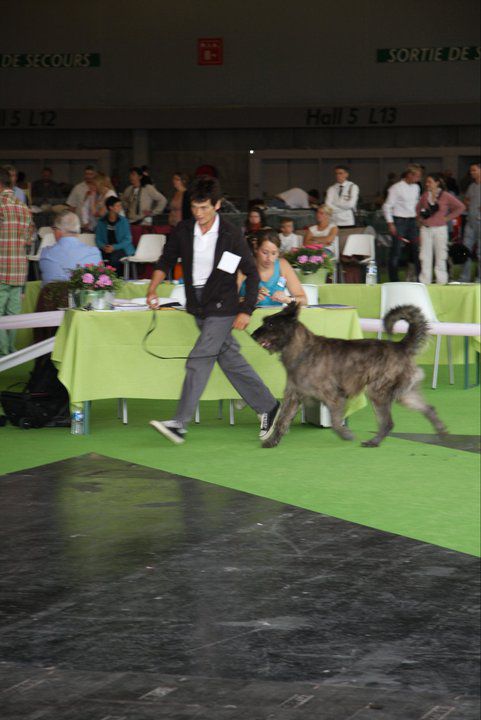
0, 167, 36, 356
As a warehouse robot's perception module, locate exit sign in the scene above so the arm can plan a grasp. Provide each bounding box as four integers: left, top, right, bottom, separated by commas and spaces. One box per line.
198, 38, 223, 65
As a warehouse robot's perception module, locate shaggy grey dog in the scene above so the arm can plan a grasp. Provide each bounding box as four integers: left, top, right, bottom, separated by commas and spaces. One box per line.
251, 303, 447, 448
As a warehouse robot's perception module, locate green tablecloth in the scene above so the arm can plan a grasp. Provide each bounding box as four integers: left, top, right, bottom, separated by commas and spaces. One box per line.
317, 284, 480, 364
19, 274, 328, 350
52, 307, 365, 417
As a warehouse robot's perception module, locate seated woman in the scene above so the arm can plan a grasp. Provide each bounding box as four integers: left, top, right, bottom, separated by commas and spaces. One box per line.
303, 204, 337, 247
239, 229, 307, 307
95, 196, 135, 274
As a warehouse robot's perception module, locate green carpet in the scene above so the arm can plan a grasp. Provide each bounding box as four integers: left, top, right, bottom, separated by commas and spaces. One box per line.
0, 364, 479, 557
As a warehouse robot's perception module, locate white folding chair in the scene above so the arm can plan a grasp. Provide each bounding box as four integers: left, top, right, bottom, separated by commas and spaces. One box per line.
28, 233, 56, 279
121, 234, 166, 280
379, 282, 454, 389
79, 233, 97, 247
38, 226, 54, 239
342, 233, 375, 263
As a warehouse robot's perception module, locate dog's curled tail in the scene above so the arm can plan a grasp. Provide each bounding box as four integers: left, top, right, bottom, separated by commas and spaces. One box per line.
383, 304, 429, 354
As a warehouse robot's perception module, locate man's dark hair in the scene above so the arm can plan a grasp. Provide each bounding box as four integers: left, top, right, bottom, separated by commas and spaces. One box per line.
0, 167, 12, 188
334, 165, 350, 173
469, 160, 481, 168
190, 175, 222, 205
85, 164, 96, 171
279, 216, 294, 226
106, 195, 121, 209
307, 188, 319, 199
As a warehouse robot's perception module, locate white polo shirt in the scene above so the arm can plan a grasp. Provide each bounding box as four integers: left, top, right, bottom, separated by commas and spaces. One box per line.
192, 214, 219, 287
382, 180, 420, 223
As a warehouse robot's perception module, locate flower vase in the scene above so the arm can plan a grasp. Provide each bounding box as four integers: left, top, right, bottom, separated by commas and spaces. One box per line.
72, 289, 114, 310
296, 268, 328, 285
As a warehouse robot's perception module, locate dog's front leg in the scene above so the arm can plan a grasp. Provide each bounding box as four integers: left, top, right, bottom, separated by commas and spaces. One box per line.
262, 386, 300, 449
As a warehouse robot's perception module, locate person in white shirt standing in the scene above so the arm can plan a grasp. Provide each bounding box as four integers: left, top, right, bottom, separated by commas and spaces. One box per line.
66, 165, 98, 232
325, 166, 359, 228
382, 164, 422, 282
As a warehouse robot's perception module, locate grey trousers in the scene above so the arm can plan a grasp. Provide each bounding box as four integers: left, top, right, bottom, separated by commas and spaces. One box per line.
173, 315, 276, 427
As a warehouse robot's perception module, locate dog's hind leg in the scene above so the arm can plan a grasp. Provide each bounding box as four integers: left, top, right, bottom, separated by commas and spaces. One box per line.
398, 388, 447, 436
361, 394, 394, 447
327, 399, 354, 441
262, 387, 300, 448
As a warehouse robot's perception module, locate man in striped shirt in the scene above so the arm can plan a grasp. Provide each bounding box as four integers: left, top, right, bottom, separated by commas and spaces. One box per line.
0, 167, 36, 356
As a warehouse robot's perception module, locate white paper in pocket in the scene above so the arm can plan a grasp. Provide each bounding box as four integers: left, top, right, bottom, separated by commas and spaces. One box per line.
217, 251, 241, 274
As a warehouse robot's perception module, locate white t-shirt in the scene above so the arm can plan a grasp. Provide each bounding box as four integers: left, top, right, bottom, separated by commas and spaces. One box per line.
382, 180, 420, 222
278, 188, 310, 209
67, 181, 89, 211
307, 223, 336, 240
192, 214, 219, 287
279, 232, 302, 253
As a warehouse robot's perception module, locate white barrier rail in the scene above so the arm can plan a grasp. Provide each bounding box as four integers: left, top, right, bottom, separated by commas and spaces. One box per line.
0, 310, 64, 331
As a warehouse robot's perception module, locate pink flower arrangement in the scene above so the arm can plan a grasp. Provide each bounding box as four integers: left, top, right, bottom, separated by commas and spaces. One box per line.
69, 261, 121, 292
96, 274, 113, 287
284, 243, 334, 275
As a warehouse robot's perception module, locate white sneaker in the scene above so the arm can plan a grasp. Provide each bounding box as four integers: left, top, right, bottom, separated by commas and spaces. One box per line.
150, 420, 186, 445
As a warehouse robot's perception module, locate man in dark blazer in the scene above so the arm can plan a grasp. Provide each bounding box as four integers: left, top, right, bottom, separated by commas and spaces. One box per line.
146, 176, 280, 445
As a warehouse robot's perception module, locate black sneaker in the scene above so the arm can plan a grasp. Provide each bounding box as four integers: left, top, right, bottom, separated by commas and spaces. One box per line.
259, 401, 281, 441
150, 420, 186, 445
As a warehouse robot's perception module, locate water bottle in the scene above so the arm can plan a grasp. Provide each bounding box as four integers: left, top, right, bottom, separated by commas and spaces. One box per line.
71, 409, 85, 435
365, 261, 377, 286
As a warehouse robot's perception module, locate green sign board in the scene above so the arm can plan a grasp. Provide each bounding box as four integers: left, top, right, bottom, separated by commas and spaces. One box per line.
0, 53, 101, 69
377, 46, 480, 63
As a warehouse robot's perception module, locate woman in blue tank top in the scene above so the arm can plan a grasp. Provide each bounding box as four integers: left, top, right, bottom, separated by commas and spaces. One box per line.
239, 230, 307, 307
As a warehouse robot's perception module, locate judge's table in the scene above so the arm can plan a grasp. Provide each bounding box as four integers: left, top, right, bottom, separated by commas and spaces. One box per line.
52, 306, 366, 432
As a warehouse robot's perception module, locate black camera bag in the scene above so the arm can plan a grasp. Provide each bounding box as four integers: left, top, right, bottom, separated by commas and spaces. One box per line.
0, 356, 70, 429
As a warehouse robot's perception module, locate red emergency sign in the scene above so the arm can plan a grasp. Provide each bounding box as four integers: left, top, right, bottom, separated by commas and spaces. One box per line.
198, 38, 223, 65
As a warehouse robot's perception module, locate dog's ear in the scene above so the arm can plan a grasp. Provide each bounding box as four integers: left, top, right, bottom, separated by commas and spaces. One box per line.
280, 301, 300, 319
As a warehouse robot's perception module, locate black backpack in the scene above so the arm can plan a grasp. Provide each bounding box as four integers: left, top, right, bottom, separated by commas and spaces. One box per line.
0, 355, 70, 429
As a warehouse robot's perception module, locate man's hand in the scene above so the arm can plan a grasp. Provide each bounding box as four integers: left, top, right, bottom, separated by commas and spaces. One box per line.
104, 244, 114, 253
388, 222, 396, 236
146, 291, 160, 309
232, 312, 250, 331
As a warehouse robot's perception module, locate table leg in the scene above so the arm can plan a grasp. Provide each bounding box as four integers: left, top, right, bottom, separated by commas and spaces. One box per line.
83, 400, 91, 434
